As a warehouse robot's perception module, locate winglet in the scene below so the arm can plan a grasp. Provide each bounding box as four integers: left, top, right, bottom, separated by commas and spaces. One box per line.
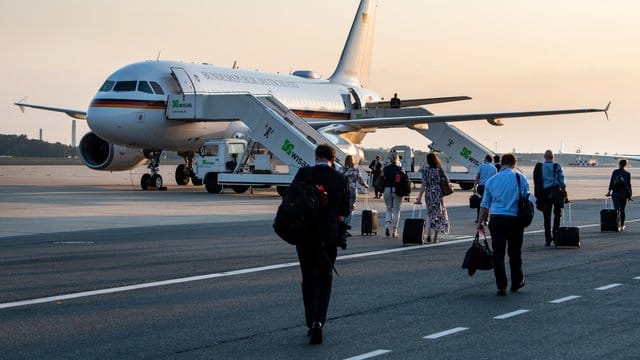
15, 97, 27, 113
604, 101, 611, 121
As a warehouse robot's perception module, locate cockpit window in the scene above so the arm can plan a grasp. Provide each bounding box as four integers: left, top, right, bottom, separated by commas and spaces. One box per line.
150, 81, 165, 95
113, 81, 137, 92
99, 80, 115, 92
138, 81, 153, 94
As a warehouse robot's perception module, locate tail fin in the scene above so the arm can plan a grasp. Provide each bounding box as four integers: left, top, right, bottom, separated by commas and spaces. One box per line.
328, 0, 377, 88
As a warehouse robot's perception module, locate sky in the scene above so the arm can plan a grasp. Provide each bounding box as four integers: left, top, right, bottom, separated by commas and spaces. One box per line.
1, 0, 638, 155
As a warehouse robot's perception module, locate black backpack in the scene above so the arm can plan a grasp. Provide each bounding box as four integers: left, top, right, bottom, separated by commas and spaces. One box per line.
394, 169, 412, 197
273, 167, 324, 245
612, 172, 626, 192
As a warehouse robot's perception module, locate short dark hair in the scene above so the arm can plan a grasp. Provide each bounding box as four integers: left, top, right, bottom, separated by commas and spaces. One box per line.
501, 153, 517, 167
315, 144, 335, 162
485, 154, 493, 163
620, 159, 628, 168
493, 155, 501, 163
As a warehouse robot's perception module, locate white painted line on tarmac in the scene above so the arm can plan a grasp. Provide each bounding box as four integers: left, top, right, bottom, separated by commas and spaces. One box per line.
343, 349, 392, 360
0, 262, 299, 310
595, 283, 623, 291
494, 309, 530, 320
53, 241, 94, 245
633, 276, 640, 280
423, 327, 469, 339
549, 295, 581, 304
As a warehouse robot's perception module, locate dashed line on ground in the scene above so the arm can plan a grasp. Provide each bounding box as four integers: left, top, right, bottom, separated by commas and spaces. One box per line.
343, 349, 392, 360
633, 276, 640, 280
595, 283, 623, 291
423, 327, 469, 339
494, 309, 530, 320
549, 295, 582, 304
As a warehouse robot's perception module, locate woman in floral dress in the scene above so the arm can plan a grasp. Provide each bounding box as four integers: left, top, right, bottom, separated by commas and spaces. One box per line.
421, 153, 450, 242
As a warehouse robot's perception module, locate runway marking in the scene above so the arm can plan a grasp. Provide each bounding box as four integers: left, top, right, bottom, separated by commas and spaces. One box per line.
549, 295, 581, 304
52, 241, 94, 245
494, 309, 530, 320
595, 283, 623, 291
0, 262, 299, 310
343, 350, 392, 360
423, 327, 469, 339
633, 276, 640, 280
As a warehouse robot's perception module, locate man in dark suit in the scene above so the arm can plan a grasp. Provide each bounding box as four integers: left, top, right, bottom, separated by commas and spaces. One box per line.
607, 159, 632, 230
293, 144, 350, 345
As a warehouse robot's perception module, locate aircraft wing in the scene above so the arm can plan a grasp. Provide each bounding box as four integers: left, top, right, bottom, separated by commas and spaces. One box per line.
366, 96, 471, 108
311, 103, 610, 131
560, 150, 640, 162
14, 101, 87, 120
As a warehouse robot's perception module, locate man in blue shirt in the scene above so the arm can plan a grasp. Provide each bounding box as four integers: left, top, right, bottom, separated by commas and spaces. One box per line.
477, 154, 530, 296
473, 154, 498, 223
533, 150, 566, 246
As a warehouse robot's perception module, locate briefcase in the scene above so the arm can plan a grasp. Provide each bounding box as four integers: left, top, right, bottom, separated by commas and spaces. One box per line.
469, 193, 481, 209
556, 203, 580, 247
402, 206, 425, 245
600, 198, 621, 232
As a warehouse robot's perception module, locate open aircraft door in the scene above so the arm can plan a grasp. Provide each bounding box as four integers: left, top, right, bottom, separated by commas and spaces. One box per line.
168, 67, 197, 120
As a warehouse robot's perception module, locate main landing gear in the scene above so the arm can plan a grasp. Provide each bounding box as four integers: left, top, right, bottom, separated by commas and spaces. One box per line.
140, 150, 164, 190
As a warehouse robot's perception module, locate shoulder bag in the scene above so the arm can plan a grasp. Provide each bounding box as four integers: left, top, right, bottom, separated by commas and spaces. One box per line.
516, 172, 534, 228
439, 168, 454, 196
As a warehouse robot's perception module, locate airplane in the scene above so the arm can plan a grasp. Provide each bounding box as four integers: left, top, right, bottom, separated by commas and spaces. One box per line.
559, 140, 640, 165
14, 0, 609, 191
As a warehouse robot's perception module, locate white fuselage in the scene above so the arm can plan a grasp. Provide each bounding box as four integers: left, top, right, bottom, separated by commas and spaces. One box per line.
86, 60, 382, 152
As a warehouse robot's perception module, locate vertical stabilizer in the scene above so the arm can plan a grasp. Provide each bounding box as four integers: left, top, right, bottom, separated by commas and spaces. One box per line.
328, 0, 377, 88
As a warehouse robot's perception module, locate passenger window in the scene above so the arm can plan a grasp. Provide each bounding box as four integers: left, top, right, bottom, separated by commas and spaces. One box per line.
138, 81, 153, 94
113, 81, 137, 92
150, 81, 165, 95
99, 80, 115, 92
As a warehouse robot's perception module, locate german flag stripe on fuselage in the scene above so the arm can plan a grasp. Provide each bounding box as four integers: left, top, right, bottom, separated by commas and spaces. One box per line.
90, 99, 167, 110
90, 98, 351, 120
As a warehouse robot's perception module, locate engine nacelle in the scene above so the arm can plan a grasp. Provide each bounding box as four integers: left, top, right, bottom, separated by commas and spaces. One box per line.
78, 132, 148, 171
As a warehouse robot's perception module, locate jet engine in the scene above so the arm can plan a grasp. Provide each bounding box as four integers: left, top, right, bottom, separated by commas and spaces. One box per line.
78, 132, 148, 171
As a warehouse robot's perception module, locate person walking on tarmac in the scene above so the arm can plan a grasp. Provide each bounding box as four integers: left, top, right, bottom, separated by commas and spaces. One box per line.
606, 159, 632, 230
382, 153, 404, 238
533, 150, 567, 246
477, 154, 530, 296
341, 155, 369, 235
473, 154, 498, 223
292, 144, 350, 345
369, 155, 383, 198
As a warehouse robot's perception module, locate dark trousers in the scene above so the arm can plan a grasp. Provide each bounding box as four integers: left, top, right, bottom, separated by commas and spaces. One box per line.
475, 185, 485, 221
489, 215, 524, 291
296, 243, 337, 328
542, 188, 563, 243
612, 195, 628, 226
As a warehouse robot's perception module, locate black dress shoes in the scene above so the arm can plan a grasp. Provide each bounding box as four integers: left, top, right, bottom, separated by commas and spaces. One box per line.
511, 279, 526, 293
309, 322, 323, 345
496, 289, 507, 296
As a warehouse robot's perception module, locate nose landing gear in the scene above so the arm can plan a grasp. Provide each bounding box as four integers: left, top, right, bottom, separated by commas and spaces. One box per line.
141, 150, 164, 190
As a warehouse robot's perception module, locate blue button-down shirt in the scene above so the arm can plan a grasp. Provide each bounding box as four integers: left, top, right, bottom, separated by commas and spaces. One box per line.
542, 160, 565, 189
477, 161, 498, 186
481, 168, 530, 216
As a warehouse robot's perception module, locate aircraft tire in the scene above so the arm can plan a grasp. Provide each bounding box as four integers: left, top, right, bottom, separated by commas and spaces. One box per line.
175, 164, 190, 185
458, 182, 474, 191
151, 174, 163, 189
191, 177, 203, 186
141, 174, 152, 190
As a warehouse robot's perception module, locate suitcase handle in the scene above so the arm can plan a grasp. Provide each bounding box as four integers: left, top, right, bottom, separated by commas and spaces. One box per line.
562, 202, 573, 227
412, 204, 423, 219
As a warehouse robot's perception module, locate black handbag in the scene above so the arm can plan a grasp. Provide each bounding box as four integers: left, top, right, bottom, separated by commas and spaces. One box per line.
516, 173, 534, 228
462, 232, 494, 276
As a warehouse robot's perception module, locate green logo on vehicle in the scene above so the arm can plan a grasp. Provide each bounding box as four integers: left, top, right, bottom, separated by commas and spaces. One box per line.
460, 147, 472, 160
172, 99, 179, 108
282, 139, 294, 155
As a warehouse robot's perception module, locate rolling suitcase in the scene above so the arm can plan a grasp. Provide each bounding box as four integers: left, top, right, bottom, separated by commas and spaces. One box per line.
361, 194, 378, 236
600, 198, 621, 232
402, 205, 426, 245
555, 203, 580, 247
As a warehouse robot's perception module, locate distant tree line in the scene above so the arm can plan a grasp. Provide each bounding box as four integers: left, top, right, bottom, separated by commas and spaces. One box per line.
0, 134, 76, 157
